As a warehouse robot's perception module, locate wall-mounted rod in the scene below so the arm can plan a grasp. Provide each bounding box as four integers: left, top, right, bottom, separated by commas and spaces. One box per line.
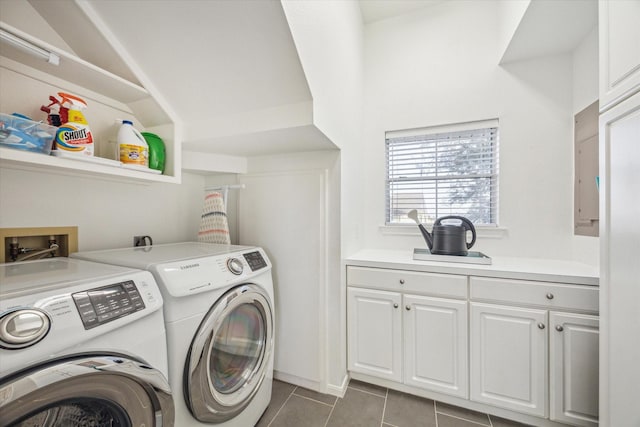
204, 184, 245, 211
204, 184, 246, 192
0, 28, 60, 66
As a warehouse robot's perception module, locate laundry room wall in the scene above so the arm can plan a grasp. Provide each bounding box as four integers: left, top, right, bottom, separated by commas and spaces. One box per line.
0, 168, 205, 250
205, 150, 341, 393
279, 0, 364, 395
282, 0, 365, 259
362, 0, 599, 265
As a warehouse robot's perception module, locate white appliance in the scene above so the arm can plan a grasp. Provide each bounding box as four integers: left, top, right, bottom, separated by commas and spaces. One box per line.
0, 258, 173, 426
72, 242, 275, 427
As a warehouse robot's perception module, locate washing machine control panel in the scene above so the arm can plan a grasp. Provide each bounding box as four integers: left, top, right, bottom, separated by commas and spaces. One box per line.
72, 281, 146, 330
243, 251, 267, 271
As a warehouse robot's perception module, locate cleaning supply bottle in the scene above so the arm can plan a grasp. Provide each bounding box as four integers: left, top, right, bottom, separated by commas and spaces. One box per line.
142, 132, 166, 173
40, 96, 62, 127
117, 120, 148, 167
54, 92, 94, 156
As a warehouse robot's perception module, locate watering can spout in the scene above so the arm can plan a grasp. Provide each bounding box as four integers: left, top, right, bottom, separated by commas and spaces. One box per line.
407, 210, 433, 250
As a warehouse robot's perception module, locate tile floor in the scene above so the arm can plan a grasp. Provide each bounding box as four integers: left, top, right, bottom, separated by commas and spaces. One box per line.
256, 378, 533, 427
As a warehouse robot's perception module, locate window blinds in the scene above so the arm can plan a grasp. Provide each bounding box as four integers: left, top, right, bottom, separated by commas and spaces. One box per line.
386, 123, 499, 225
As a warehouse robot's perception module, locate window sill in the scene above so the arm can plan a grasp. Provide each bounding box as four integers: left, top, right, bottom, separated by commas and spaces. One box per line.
379, 225, 508, 239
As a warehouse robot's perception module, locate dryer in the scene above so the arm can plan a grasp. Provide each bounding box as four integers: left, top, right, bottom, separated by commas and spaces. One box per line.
72, 242, 275, 427
0, 257, 174, 426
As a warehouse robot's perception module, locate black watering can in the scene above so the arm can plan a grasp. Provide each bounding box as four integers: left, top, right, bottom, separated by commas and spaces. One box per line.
407, 210, 477, 256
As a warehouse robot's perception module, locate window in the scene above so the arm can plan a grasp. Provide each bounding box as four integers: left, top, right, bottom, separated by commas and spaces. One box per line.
385, 120, 499, 226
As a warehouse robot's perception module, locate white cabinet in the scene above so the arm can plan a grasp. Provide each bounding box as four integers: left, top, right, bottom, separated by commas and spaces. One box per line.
347, 287, 402, 382
346, 262, 599, 426
599, 2, 640, 424
550, 312, 599, 427
470, 303, 547, 417
599, 0, 640, 111
347, 267, 468, 398
470, 277, 599, 424
598, 91, 640, 426
404, 294, 467, 398
470, 303, 600, 424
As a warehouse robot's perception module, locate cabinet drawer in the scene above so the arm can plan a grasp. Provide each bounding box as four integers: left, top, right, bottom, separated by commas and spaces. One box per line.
347, 266, 467, 299
470, 276, 598, 313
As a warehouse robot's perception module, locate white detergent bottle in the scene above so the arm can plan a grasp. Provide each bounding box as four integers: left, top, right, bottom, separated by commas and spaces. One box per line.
117, 120, 148, 168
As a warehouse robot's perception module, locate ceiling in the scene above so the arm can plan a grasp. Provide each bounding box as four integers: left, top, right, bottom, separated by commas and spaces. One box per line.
20, 0, 597, 158
359, 0, 445, 24
500, 0, 598, 64
84, 0, 311, 122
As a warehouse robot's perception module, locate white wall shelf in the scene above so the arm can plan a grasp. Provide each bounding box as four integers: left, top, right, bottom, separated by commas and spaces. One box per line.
0, 15, 180, 184
0, 148, 176, 184
0, 22, 150, 106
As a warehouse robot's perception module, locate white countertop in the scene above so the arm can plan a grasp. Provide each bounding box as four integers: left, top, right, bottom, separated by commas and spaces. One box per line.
345, 249, 599, 286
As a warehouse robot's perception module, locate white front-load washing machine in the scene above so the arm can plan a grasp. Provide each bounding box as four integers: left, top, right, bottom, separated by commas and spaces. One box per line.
0, 257, 174, 426
72, 242, 275, 427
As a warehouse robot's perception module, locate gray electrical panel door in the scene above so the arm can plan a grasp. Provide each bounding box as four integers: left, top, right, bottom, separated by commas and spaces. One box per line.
574, 100, 599, 236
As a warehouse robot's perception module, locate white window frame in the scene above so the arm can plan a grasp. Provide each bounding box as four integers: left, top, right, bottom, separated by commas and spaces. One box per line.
385, 119, 499, 226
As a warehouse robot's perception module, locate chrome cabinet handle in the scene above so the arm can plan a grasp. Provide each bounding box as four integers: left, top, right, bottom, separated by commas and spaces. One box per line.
393, 303, 398, 309
538, 323, 546, 330
555, 325, 564, 332
546, 293, 554, 300
399, 279, 405, 285
405, 305, 411, 311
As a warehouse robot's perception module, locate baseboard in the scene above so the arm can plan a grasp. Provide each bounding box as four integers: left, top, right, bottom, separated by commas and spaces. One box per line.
273, 371, 349, 399
273, 370, 320, 392
325, 373, 349, 398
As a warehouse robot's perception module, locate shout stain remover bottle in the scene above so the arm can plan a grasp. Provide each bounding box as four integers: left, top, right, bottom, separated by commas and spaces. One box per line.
54, 92, 94, 156
117, 120, 148, 168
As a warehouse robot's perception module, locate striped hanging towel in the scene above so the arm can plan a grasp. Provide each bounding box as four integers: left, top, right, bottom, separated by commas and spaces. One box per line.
198, 191, 231, 244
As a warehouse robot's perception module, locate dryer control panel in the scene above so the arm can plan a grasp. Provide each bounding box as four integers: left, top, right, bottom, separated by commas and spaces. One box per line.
72, 281, 146, 330
243, 251, 267, 271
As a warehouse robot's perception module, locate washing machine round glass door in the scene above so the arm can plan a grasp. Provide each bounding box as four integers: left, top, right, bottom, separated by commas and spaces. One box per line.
185, 283, 273, 423
0, 355, 174, 427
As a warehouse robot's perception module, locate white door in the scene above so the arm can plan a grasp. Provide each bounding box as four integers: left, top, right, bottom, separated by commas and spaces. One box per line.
347, 287, 402, 382
404, 294, 467, 398
599, 92, 640, 426
470, 303, 547, 417
550, 312, 599, 427
238, 170, 328, 387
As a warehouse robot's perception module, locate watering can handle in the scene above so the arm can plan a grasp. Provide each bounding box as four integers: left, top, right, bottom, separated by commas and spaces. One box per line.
434, 216, 477, 249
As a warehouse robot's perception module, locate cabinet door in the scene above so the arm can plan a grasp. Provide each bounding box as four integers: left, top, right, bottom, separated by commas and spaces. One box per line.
470, 303, 547, 417
404, 294, 468, 398
599, 0, 640, 111
550, 312, 599, 427
347, 287, 402, 382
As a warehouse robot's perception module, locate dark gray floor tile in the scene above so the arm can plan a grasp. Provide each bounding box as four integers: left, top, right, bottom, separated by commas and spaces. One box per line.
489, 415, 534, 427
255, 379, 296, 427
436, 401, 490, 425
294, 386, 337, 406
347, 379, 387, 397
437, 413, 489, 427
326, 387, 385, 427
384, 389, 436, 427
268, 394, 332, 427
